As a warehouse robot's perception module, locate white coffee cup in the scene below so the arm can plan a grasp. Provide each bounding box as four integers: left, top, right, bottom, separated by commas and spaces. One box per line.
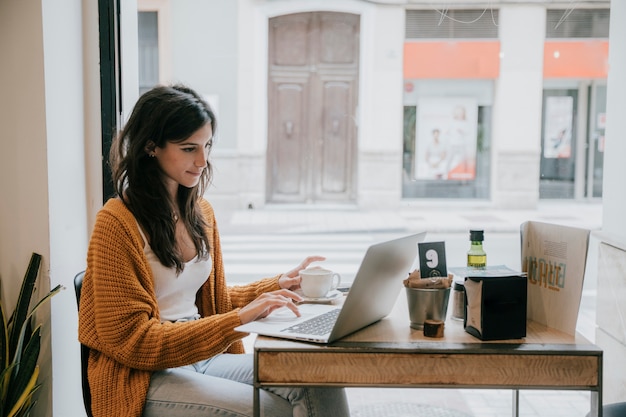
299, 268, 341, 298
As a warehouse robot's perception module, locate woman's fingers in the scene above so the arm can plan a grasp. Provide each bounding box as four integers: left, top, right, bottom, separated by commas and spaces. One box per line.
279, 296, 301, 317
284, 256, 327, 278
239, 290, 303, 323
256, 294, 300, 319
279, 256, 327, 288
263, 290, 302, 317
274, 288, 303, 304
278, 274, 301, 290
298, 255, 326, 271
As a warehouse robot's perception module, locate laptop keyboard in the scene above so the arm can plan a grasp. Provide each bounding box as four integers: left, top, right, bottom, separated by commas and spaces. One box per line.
281, 308, 341, 336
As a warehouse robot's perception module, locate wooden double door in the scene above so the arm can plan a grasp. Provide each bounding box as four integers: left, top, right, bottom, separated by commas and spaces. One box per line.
267, 12, 360, 204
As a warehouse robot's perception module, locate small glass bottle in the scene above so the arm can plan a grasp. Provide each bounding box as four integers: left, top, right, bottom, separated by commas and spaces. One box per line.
467, 229, 487, 268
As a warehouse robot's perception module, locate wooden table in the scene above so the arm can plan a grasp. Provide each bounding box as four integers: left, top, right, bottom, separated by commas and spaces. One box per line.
252, 293, 603, 417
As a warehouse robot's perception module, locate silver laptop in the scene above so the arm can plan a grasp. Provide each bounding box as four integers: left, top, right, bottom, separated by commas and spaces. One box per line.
235, 232, 426, 344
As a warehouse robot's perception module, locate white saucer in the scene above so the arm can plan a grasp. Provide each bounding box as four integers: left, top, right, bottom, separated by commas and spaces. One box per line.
297, 289, 342, 304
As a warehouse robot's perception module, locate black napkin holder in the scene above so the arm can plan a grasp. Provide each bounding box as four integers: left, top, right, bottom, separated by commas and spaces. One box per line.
463, 274, 527, 341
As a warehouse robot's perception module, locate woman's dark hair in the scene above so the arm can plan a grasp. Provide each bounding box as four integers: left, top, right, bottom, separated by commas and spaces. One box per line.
110, 84, 216, 273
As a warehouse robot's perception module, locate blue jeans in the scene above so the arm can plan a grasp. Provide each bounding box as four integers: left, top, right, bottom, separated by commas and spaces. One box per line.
143, 353, 350, 417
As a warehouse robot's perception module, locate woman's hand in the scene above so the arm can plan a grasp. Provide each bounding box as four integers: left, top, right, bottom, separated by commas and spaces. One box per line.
238, 289, 304, 324
237, 256, 326, 325
278, 255, 326, 290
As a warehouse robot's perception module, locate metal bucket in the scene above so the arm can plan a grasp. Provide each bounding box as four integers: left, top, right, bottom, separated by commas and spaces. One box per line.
405, 287, 451, 330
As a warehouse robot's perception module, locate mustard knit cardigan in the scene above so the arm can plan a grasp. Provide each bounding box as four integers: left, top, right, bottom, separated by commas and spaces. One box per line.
78, 198, 280, 417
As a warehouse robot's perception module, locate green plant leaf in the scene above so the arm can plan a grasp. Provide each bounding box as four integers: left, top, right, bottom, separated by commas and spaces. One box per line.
1, 302, 7, 372
12, 284, 64, 369
0, 363, 17, 416
21, 321, 32, 358
7, 253, 41, 363
1, 253, 63, 417
5, 327, 40, 415
6, 366, 39, 417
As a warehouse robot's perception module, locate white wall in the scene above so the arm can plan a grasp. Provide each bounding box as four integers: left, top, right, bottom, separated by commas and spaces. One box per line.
603, 0, 626, 246
42, 1, 91, 415
170, 0, 241, 209
0, 1, 53, 415
358, 5, 405, 207
121, 0, 140, 125
172, 0, 238, 149
594, 0, 626, 403
45, 0, 103, 414
492, 5, 545, 209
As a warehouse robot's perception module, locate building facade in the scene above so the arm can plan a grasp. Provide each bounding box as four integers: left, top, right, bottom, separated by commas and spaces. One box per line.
137, 0, 609, 210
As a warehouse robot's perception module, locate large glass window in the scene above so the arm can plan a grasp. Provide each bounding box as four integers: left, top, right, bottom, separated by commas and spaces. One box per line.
539, 83, 606, 200
405, 9, 498, 39
546, 8, 610, 38
542, 8, 609, 200
402, 79, 493, 200
402, 103, 491, 199
138, 11, 159, 95
95, 5, 606, 413
539, 89, 578, 199
403, 10, 497, 200
587, 84, 606, 198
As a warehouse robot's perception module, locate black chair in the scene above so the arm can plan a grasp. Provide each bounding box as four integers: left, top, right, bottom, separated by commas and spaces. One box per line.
74, 271, 93, 417
586, 403, 626, 417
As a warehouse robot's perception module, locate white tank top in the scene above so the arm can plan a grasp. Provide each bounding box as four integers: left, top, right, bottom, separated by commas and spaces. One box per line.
137, 225, 212, 322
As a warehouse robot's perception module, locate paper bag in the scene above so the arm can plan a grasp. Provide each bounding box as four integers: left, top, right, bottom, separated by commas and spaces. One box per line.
520, 221, 590, 335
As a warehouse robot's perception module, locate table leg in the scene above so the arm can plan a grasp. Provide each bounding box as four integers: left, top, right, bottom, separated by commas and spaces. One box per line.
590, 391, 601, 417
253, 348, 260, 417
512, 390, 520, 417
253, 385, 260, 417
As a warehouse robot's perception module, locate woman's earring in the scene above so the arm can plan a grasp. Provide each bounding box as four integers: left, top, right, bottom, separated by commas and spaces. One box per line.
149, 153, 155, 158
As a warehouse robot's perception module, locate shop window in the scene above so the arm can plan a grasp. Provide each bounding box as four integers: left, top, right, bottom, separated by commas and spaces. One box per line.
402, 104, 491, 199
405, 9, 498, 39
539, 90, 577, 199
546, 9, 609, 39
138, 11, 159, 95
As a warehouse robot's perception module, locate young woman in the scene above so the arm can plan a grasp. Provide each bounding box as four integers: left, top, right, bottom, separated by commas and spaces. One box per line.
78, 84, 350, 417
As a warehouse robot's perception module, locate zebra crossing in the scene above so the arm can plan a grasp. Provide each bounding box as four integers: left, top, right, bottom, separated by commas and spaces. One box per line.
220, 232, 395, 285
219, 230, 524, 285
